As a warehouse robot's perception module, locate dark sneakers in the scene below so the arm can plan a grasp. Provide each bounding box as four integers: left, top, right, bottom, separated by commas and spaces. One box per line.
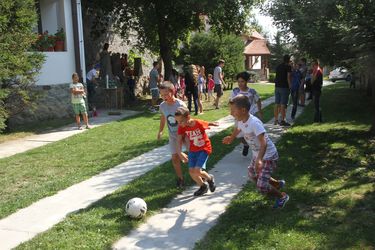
242, 145, 249, 156
194, 183, 208, 196
176, 178, 184, 189
279, 120, 291, 126
207, 174, 216, 192
273, 192, 290, 208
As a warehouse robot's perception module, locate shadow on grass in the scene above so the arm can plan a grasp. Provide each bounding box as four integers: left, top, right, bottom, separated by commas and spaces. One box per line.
194, 84, 375, 249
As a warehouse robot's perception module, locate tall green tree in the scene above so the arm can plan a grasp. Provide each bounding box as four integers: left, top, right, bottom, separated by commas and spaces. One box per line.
84, 0, 259, 79
269, 31, 292, 71
0, 0, 44, 132
183, 32, 244, 81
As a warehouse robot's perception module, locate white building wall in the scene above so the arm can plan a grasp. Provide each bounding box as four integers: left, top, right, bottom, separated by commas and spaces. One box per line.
36, 0, 76, 85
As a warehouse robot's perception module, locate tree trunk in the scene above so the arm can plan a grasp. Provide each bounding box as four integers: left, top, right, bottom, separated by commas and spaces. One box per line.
156, 9, 173, 81
370, 73, 375, 135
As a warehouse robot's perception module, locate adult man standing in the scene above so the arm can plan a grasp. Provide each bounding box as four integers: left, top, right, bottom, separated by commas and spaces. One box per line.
274, 55, 292, 126
149, 61, 160, 113
213, 59, 225, 109
86, 64, 99, 110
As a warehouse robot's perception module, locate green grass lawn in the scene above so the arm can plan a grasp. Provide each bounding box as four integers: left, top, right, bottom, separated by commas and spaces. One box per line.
16, 128, 238, 249
195, 84, 375, 249
0, 84, 275, 220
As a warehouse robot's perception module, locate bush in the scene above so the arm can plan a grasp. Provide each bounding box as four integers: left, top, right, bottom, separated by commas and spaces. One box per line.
0, 0, 45, 132
268, 72, 276, 82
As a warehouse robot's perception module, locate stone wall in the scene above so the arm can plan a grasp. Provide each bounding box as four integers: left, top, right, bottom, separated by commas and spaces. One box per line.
8, 83, 73, 127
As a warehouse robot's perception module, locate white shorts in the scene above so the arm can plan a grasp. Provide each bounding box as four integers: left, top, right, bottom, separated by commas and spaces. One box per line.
198, 84, 204, 93
169, 134, 189, 154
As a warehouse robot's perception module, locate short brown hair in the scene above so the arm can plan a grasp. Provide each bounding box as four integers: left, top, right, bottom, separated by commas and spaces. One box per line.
175, 106, 190, 117
72, 72, 79, 79
230, 95, 250, 111
159, 81, 175, 92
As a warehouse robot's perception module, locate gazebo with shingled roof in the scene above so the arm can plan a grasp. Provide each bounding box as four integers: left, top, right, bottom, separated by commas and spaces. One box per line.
242, 31, 270, 81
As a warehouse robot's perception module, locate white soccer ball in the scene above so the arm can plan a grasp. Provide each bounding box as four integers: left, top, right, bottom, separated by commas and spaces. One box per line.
125, 197, 147, 218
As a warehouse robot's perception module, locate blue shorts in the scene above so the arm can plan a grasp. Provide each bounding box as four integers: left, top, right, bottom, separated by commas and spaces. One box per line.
188, 151, 209, 169
275, 87, 290, 105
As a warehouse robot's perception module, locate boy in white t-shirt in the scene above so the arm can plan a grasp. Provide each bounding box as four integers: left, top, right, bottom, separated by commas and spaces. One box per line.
223, 95, 289, 208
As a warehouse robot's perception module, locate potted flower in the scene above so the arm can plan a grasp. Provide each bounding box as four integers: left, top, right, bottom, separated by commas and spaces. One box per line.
33, 31, 55, 51
54, 28, 65, 51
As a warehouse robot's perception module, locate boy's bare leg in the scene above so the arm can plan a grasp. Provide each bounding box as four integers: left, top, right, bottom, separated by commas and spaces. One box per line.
269, 177, 280, 188
267, 185, 284, 199
199, 170, 211, 181
189, 169, 204, 186
172, 154, 184, 180
83, 114, 89, 127
75, 115, 81, 127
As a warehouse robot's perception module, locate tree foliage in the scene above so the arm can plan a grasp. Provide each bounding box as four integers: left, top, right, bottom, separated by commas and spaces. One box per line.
183, 32, 245, 80
0, 0, 44, 132
83, 0, 260, 79
269, 31, 293, 71
267, 0, 375, 133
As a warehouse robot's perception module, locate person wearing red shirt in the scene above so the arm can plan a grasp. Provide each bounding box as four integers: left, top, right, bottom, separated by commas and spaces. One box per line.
175, 106, 218, 196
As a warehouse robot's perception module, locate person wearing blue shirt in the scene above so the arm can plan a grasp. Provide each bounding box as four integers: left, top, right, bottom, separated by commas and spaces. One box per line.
291, 62, 302, 120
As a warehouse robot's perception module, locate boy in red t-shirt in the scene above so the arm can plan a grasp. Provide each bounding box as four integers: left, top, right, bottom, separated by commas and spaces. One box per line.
175, 106, 218, 196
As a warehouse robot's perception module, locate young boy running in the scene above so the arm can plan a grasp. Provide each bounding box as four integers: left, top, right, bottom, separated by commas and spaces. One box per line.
175, 107, 217, 196
158, 82, 187, 188
223, 95, 289, 208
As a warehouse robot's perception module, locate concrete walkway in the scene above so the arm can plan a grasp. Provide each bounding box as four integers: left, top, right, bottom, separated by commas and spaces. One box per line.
113, 103, 308, 250
0, 110, 141, 159
113, 82, 336, 250
0, 96, 276, 250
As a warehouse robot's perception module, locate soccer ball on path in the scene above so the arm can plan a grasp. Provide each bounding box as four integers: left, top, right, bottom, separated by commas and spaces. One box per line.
125, 197, 147, 218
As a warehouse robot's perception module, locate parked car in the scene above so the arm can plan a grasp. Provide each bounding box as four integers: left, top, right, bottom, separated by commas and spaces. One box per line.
329, 67, 352, 82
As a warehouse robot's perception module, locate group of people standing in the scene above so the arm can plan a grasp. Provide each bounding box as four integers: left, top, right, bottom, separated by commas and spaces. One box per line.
274, 55, 323, 125
148, 60, 226, 114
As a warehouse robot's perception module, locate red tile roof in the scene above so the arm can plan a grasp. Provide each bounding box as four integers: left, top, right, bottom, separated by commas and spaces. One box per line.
244, 39, 271, 55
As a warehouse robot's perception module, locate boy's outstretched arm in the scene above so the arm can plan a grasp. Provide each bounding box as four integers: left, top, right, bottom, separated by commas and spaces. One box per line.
157, 114, 166, 140
255, 132, 267, 174
222, 127, 241, 144
208, 121, 219, 126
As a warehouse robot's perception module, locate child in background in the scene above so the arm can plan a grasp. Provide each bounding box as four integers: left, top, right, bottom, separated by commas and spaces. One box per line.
207, 74, 215, 102
228, 71, 263, 157
175, 106, 217, 196
70, 72, 90, 129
